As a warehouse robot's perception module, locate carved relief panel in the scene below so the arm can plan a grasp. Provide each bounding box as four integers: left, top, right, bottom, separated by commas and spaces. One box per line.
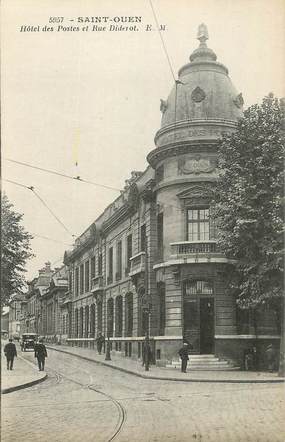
178, 154, 216, 175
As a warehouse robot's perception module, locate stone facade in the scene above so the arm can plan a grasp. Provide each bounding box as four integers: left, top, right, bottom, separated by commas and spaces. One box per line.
19, 25, 280, 368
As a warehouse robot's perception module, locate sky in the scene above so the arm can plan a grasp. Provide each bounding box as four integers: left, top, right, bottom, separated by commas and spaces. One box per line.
2, 0, 285, 281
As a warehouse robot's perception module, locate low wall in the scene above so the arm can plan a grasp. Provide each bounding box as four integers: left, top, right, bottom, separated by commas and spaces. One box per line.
215, 336, 280, 369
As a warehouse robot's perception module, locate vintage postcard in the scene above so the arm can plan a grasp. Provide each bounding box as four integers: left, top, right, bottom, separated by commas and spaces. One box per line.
1, 1, 284, 441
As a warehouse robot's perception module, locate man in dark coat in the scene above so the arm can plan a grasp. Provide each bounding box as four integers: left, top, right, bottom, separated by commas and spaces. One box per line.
96, 332, 105, 355
178, 342, 191, 373
265, 344, 276, 372
4, 338, 17, 370
34, 339, 48, 371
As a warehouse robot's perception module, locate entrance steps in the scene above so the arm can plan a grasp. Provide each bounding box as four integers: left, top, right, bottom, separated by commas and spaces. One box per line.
166, 354, 240, 371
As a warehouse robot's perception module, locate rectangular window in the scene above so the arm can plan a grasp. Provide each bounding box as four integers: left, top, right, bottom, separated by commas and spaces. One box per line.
116, 240, 122, 280
126, 234, 132, 273
141, 224, 146, 251
91, 256, 96, 279
98, 253, 103, 275
157, 212, 164, 260
187, 208, 210, 241
80, 264, 84, 294
108, 247, 113, 283
158, 283, 166, 336
85, 260, 90, 292
69, 271, 72, 292
75, 268, 79, 296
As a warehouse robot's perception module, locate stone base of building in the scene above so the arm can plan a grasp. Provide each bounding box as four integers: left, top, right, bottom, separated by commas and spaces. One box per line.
215, 335, 281, 370
64, 335, 281, 371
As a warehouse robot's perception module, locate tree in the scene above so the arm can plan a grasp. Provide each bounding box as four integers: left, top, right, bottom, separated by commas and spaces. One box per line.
1, 194, 34, 305
214, 94, 284, 374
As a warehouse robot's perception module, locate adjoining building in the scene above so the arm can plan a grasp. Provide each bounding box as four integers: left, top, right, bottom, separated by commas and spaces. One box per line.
20, 263, 68, 343
20, 262, 53, 336
8, 293, 25, 340
28, 25, 280, 368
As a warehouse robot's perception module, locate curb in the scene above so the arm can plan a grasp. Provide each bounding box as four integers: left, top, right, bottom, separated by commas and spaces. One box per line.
2, 355, 48, 394
2, 373, 47, 394
46, 346, 285, 384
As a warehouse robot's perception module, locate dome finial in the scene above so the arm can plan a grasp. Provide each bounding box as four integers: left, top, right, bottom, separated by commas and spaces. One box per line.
197, 23, 209, 45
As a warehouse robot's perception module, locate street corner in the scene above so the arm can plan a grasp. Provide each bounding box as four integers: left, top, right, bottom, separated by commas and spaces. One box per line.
1, 354, 48, 394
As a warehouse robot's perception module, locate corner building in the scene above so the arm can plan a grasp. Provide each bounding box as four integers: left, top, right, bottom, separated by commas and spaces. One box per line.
64, 26, 280, 368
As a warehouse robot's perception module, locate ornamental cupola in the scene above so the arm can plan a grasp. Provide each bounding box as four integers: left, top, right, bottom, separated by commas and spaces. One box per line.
148, 24, 243, 167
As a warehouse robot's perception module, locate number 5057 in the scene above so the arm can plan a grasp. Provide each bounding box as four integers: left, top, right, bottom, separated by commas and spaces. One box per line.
49, 17, 64, 23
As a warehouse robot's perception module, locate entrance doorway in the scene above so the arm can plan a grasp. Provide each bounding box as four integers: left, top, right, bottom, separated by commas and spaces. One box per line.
183, 280, 215, 354
200, 298, 214, 353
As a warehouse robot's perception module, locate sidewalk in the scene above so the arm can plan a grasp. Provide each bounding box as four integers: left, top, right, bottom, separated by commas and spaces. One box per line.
1, 347, 47, 394
46, 344, 284, 383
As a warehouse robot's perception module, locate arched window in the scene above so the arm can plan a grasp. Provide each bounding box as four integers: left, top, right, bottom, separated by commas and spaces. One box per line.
90, 304, 96, 338
115, 296, 123, 337
97, 301, 103, 334
138, 287, 148, 336
85, 305, 89, 338
125, 293, 133, 337
75, 308, 79, 337
107, 298, 114, 337
79, 307, 84, 338
185, 280, 213, 296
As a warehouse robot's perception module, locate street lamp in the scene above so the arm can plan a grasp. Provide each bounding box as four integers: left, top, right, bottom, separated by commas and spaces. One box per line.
143, 303, 151, 371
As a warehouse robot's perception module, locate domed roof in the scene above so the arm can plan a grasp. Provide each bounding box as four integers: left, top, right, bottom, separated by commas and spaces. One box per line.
154, 24, 243, 149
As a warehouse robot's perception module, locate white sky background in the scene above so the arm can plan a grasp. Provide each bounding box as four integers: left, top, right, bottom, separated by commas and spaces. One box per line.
2, 0, 285, 281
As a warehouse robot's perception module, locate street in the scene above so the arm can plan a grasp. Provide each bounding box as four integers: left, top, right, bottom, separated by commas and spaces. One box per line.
2, 348, 285, 442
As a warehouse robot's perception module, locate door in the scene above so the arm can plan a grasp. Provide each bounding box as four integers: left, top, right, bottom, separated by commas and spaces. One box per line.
183, 297, 215, 354
200, 298, 214, 354
183, 299, 200, 353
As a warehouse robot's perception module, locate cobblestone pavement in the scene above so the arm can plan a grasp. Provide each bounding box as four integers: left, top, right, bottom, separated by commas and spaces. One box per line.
2, 349, 284, 442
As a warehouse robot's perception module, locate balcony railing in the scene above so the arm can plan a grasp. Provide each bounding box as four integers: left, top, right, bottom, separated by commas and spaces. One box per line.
170, 241, 217, 257
91, 275, 103, 292
129, 252, 146, 276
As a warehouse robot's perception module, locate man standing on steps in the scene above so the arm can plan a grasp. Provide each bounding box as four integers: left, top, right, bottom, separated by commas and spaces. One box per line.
34, 338, 48, 371
4, 338, 17, 370
178, 342, 192, 373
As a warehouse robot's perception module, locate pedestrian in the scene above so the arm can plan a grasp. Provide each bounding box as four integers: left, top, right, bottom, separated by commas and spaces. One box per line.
96, 332, 105, 355
178, 342, 190, 373
34, 338, 48, 371
142, 340, 152, 367
265, 344, 276, 372
4, 338, 17, 370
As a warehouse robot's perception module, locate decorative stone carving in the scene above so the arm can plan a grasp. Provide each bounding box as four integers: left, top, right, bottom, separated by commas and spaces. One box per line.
191, 86, 206, 103
141, 179, 156, 202
177, 183, 214, 205
171, 266, 181, 285
95, 293, 103, 304
160, 99, 168, 113
178, 155, 216, 175
127, 183, 139, 211
197, 23, 209, 43
233, 93, 244, 109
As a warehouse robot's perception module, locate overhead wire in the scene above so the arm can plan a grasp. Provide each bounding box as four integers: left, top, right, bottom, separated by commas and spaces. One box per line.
3, 178, 76, 238
31, 234, 73, 247
4, 158, 121, 192
148, 0, 176, 82
5, 9, 193, 247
